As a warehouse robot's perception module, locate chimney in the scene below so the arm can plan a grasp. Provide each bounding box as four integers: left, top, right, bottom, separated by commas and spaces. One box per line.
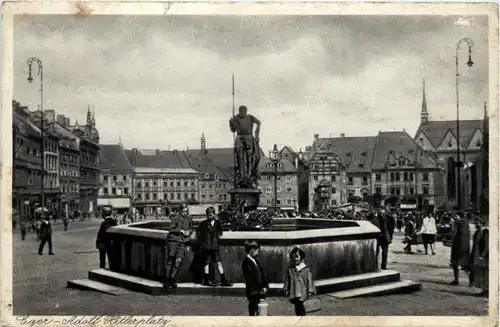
132, 148, 138, 156
64, 117, 70, 126
56, 114, 65, 125
173, 149, 177, 155
340, 133, 345, 138
156, 149, 161, 156
314, 134, 319, 142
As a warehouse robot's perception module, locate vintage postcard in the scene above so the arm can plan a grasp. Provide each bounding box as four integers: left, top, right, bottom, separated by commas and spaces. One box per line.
1, 2, 498, 327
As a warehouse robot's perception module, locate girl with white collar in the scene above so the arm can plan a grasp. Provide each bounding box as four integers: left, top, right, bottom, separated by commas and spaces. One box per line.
283, 247, 316, 316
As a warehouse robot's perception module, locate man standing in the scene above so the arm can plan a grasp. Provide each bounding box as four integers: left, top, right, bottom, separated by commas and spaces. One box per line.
371, 212, 393, 270
38, 217, 54, 255
450, 213, 471, 285
96, 206, 117, 268
197, 207, 233, 287
164, 204, 193, 289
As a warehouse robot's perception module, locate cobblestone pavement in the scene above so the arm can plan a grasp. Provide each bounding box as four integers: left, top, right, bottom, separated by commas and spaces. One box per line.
12, 225, 489, 316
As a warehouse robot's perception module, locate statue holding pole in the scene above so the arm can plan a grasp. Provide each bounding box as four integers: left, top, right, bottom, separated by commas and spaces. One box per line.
229, 105, 261, 189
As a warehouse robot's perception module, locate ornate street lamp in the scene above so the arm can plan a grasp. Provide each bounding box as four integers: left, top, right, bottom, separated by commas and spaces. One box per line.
27, 57, 45, 219
455, 38, 474, 211
269, 144, 282, 212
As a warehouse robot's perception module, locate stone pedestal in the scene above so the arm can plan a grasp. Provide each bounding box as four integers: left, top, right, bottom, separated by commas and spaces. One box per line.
228, 188, 261, 212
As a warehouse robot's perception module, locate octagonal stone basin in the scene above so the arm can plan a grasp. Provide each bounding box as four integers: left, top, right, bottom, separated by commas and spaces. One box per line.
105, 218, 380, 284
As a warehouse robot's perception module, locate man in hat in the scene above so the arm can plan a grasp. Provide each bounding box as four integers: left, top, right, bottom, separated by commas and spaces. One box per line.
96, 206, 117, 268
38, 215, 54, 255
164, 204, 193, 289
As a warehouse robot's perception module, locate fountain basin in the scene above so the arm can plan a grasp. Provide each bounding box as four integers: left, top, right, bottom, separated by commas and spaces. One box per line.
105, 218, 380, 284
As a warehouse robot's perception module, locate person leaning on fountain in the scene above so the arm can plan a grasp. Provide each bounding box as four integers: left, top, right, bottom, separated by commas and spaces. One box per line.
164, 204, 193, 289
197, 206, 233, 287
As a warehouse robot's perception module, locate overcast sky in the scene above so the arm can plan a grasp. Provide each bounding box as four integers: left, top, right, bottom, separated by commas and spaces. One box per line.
14, 15, 488, 153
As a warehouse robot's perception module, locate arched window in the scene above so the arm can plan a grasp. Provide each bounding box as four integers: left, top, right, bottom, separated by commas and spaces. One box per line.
447, 157, 456, 200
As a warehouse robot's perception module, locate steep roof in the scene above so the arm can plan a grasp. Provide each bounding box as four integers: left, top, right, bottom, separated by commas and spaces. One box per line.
259, 156, 297, 174
185, 148, 234, 169
100, 144, 133, 172
415, 120, 483, 149
372, 131, 438, 170
314, 136, 377, 173
186, 155, 229, 179
124, 149, 192, 169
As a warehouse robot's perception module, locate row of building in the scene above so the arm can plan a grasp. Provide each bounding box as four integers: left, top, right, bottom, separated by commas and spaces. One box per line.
12, 100, 101, 222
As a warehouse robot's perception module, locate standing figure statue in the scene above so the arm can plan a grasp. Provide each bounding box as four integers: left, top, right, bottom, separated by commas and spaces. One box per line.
229, 105, 261, 188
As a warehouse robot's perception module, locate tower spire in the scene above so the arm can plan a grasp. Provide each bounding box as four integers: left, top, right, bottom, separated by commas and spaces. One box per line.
87, 105, 92, 124
201, 133, 206, 157
420, 79, 429, 125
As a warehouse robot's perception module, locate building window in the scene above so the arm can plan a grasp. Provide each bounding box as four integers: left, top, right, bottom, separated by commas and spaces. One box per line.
113, 175, 117, 181
123, 175, 127, 181
163, 181, 167, 187
137, 193, 142, 199
375, 173, 381, 181
423, 199, 429, 205
112, 187, 116, 195
177, 181, 181, 187
153, 181, 157, 186
153, 193, 157, 200
145, 193, 150, 200
184, 181, 188, 187
423, 172, 429, 181
332, 187, 336, 194
267, 176, 272, 181
277, 187, 282, 192
313, 175, 318, 181
191, 181, 195, 187
409, 187, 415, 195
103, 187, 109, 195
266, 187, 272, 193
191, 193, 195, 200
202, 194, 206, 200
286, 198, 292, 205
403, 172, 409, 181
184, 193, 188, 200
124, 187, 129, 195
423, 186, 429, 195
390, 172, 395, 181
390, 187, 396, 195
348, 177, 353, 185
177, 193, 181, 200
332, 199, 337, 206
104, 175, 108, 181
375, 187, 382, 194
170, 182, 174, 187
164, 193, 167, 200
145, 182, 149, 188
409, 173, 414, 181
266, 199, 271, 205
277, 199, 281, 205
362, 176, 368, 185
332, 175, 336, 182
170, 193, 174, 200
286, 187, 292, 192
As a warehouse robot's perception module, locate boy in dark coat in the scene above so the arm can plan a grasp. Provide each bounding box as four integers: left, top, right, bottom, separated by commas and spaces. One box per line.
96, 207, 117, 268
197, 206, 232, 287
242, 240, 268, 316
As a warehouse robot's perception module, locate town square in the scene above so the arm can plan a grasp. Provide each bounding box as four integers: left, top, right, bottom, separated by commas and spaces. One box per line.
9, 11, 492, 317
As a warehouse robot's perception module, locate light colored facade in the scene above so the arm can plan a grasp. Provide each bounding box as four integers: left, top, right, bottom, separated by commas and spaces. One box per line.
258, 156, 299, 211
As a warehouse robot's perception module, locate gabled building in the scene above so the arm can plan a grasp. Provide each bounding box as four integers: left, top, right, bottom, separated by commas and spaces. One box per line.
414, 80, 484, 210
371, 131, 441, 210
98, 143, 134, 213
258, 152, 299, 211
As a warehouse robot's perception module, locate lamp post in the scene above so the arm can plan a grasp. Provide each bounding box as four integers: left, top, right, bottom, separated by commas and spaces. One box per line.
269, 144, 282, 212
455, 38, 474, 211
27, 57, 45, 219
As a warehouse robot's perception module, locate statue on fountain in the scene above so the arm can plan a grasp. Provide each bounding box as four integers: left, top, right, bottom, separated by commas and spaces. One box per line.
229, 105, 261, 188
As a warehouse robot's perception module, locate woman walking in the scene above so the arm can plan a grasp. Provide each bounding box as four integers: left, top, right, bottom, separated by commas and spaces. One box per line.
450, 213, 471, 285
469, 217, 489, 297
421, 213, 437, 255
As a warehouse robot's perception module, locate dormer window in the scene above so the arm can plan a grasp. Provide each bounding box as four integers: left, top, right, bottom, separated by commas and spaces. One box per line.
204, 173, 209, 179
346, 152, 351, 157
448, 141, 453, 148
214, 174, 219, 180
266, 163, 272, 168
198, 164, 203, 168
476, 140, 481, 147
361, 152, 367, 156
278, 163, 284, 168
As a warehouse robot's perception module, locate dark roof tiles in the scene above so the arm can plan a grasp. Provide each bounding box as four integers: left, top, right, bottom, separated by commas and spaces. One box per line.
416, 120, 483, 149
100, 144, 133, 172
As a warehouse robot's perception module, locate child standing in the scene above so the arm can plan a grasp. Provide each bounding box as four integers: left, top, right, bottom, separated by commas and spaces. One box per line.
283, 247, 316, 316
242, 240, 268, 316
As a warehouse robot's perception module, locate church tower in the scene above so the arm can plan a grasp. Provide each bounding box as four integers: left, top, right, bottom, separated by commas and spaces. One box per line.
87, 105, 92, 125
420, 79, 429, 125
200, 133, 206, 157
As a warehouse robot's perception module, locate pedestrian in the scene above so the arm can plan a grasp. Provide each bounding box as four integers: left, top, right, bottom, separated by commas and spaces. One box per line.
20, 220, 28, 241
38, 217, 54, 255
403, 216, 415, 254
63, 216, 69, 231
370, 212, 393, 270
283, 247, 316, 316
95, 206, 117, 268
421, 213, 437, 255
469, 216, 489, 297
450, 213, 470, 285
196, 206, 233, 287
242, 240, 268, 316
163, 204, 193, 289
34, 219, 41, 241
